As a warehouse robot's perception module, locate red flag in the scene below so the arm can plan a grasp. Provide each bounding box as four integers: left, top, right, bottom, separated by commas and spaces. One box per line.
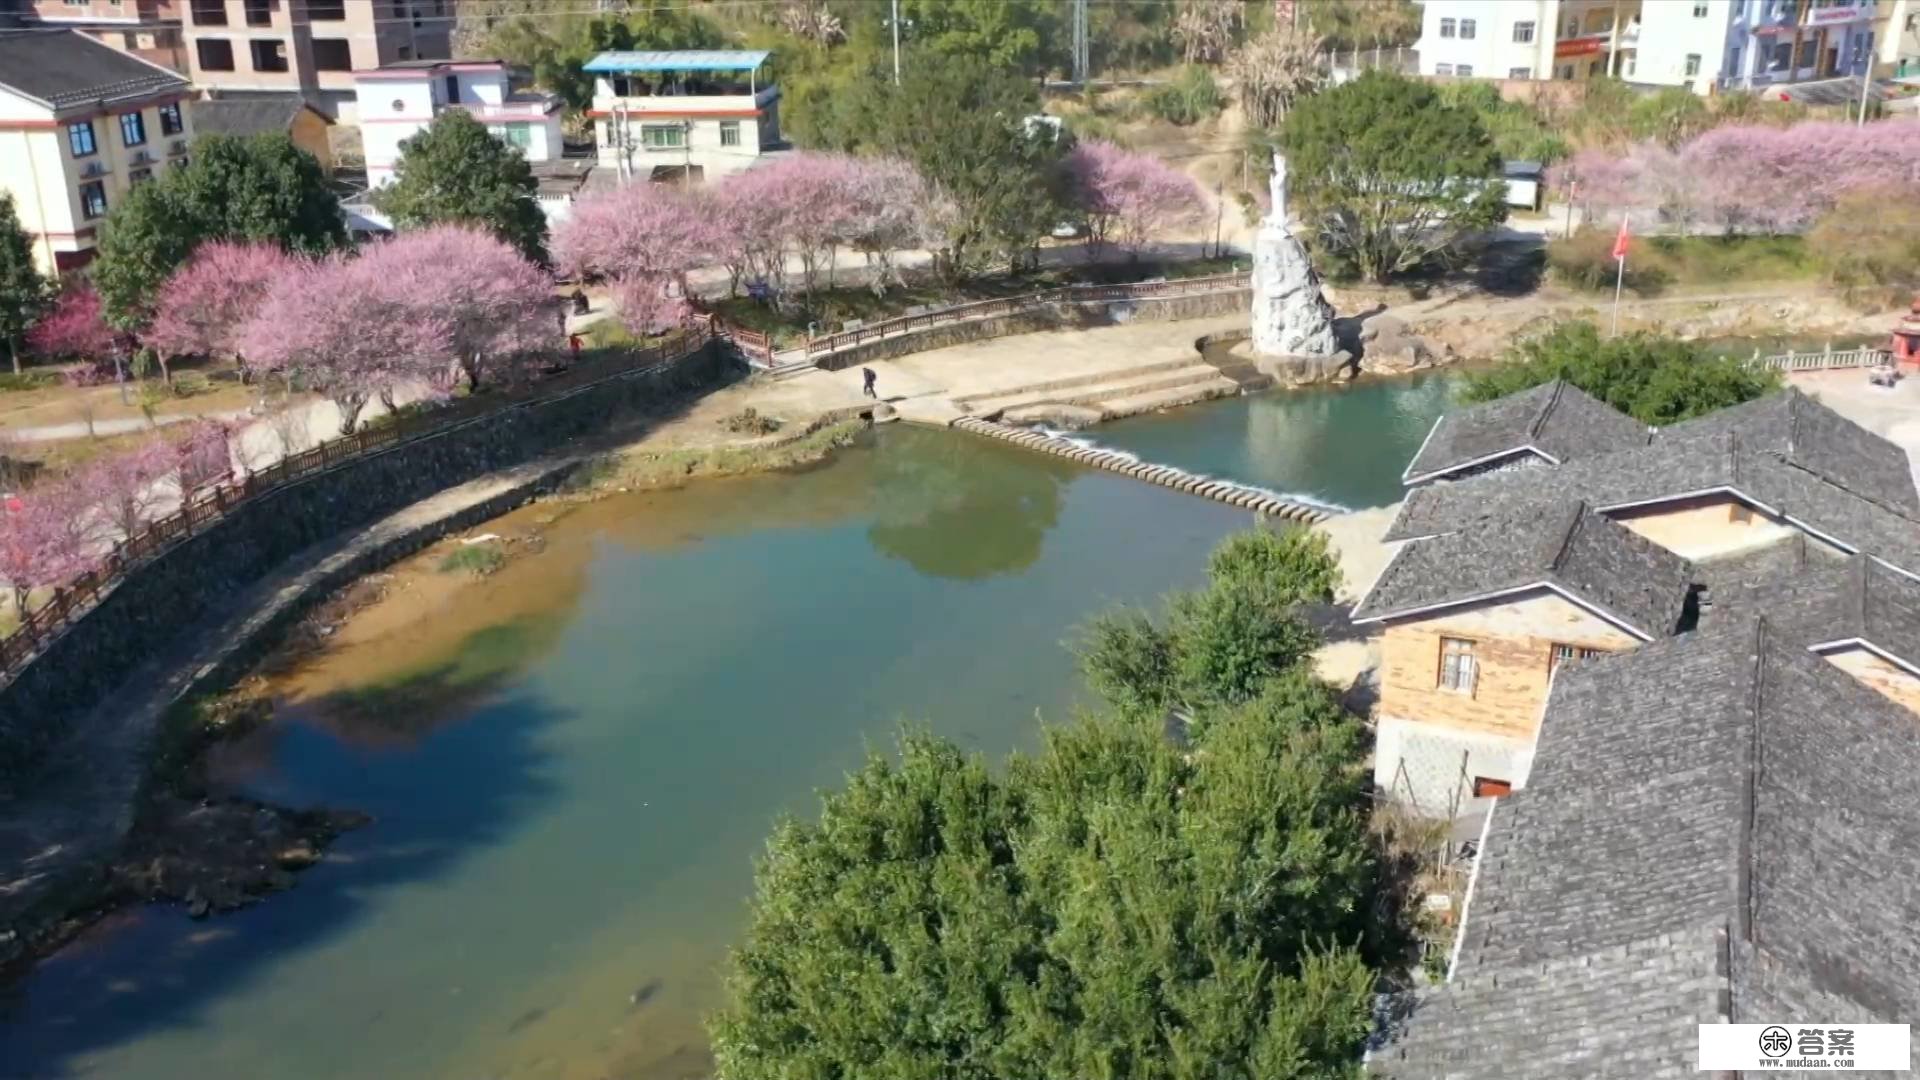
1611, 215, 1631, 261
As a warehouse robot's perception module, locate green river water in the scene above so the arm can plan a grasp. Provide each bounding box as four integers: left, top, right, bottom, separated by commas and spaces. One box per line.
0, 373, 1458, 1080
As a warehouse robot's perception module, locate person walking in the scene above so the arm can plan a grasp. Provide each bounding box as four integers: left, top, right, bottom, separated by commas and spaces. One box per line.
862, 367, 878, 399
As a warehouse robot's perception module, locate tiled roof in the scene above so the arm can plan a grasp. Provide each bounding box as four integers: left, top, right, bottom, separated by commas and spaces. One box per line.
0, 28, 186, 110
189, 94, 326, 139
1353, 500, 1692, 638
1700, 543, 1920, 671
1371, 622, 1920, 1078
1386, 431, 1920, 578
1658, 388, 1920, 513
1402, 380, 1651, 483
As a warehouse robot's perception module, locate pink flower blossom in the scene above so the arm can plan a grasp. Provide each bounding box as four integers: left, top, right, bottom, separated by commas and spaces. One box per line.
143, 241, 301, 380
1065, 141, 1208, 256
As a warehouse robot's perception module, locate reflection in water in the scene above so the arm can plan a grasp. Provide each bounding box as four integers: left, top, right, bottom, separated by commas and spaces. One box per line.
867, 433, 1074, 580
0, 402, 1417, 1080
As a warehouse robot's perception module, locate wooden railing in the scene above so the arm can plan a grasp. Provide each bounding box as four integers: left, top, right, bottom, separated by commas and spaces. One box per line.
709, 316, 775, 367
0, 326, 714, 679
801, 271, 1253, 360
1752, 344, 1891, 372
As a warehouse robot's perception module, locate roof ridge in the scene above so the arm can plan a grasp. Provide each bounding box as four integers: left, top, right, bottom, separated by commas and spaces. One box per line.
1736, 618, 1767, 946
1853, 556, 1871, 637
1543, 499, 1586, 573
1527, 380, 1565, 441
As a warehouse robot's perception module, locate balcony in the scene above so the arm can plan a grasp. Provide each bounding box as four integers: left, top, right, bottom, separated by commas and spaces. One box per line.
129, 149, 156, 166
80, 160, 110, 178
167, 138, 189, 157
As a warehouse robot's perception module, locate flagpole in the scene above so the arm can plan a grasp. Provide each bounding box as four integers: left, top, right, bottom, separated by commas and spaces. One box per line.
1611, 211, 1628, 338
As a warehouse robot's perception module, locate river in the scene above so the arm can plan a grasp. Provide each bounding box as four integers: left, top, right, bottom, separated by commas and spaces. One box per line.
0, 374, 1458, 1080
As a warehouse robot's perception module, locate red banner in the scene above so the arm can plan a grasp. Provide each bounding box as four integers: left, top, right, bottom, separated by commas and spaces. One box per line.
1555, 35, 1607, 58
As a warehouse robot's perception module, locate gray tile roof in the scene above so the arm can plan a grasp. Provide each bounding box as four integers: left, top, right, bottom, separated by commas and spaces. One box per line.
1699, 545, 1920, 672
1402, 380, 1651, 483
1372, 622, 1920, 1079
1387, 431, 1920, 578
1354, 500, 1692, 637
190, 94, 327, 139
0, 29, 186, 110
1658, 388, 1920, 514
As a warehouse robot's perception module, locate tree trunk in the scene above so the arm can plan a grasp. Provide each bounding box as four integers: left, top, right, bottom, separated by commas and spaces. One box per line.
336, 395, 366, 435
7, 335, 18, 375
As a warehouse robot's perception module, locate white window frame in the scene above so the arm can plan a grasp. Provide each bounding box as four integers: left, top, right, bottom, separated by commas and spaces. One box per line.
1685, 53, 1703, 76
1439, 637, 1478, 695
1509, 66, 1533, 79
1457, 63, 1474, 76
1513, 20, 1536, 44
641, 122, 685, 150
1460, 18, 1476, 40
1439, 17, 1456, 38
719, 119, 741, 147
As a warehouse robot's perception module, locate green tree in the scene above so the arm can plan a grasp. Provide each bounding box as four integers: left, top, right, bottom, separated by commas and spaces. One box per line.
92, 133, 344, 328
478, 8, 725, 112
373, 110, 548, 264
901, 0, 1053, 74
1281, 71, 1506, 283
1461, 321, 1782, 426
0, 193, 49, 374
826, 53, 1070, 276
712, 534, 1377, 1080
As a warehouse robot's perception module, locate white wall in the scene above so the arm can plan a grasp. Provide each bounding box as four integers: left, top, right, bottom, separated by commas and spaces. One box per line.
1417, 0, 1558, 79
1631, 0, 1733, 91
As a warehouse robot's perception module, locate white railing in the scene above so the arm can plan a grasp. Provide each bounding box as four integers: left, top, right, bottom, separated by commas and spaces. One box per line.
1750, 344, 1891, 372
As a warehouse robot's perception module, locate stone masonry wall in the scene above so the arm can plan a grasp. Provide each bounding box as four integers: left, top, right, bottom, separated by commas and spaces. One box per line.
813, 289, 1252, 371
0, 344, 731, 783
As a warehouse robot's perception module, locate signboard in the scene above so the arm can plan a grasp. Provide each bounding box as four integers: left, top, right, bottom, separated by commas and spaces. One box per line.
1555, 35, 1608, 58
1806, 5, 1864, 25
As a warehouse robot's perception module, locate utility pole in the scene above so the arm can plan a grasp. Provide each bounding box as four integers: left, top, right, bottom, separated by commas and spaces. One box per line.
683, 119, 693, 189
1856, 37, 1875, 126
1072, 0, 1089, 87
891, 0, 902, 86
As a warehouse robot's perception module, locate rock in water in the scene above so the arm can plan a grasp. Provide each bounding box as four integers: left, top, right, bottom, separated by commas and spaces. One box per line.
1250, 216, 1338, 358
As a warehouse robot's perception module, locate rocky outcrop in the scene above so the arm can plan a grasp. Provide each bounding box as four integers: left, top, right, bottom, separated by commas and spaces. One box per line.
1250, 217, 1338, 358
1355, 313, 1442, 376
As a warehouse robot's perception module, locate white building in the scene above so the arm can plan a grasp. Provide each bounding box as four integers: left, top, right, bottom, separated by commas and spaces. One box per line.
1417, 0, 1640, 82
353, 58, 561, 188
585, 50, 780, 184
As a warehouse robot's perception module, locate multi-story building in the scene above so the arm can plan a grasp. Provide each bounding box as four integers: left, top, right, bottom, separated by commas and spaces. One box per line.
181, 0, 453, 120
1417, 0, 1642, 82
0, 28, 193, 274
2, 1, 186, 71
1877, 0, 1920, 72
1697, 0, 1879, 92
354, 57, 559, 184
586, 50, 781, 184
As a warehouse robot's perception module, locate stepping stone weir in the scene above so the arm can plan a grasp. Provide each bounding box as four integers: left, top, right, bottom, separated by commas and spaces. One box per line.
950, 418, 1328, 524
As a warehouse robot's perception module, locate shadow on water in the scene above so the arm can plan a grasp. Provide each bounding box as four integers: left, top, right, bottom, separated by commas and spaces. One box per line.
866, 431, 1076, 581
0, 620, 568, 1078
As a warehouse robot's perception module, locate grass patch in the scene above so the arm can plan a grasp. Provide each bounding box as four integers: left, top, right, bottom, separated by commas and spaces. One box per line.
721, 407, 781, 436
607, 418, 865, 491
0, 370, 61, 393
438, 543, 507, 576
1548, 230, 1817, 296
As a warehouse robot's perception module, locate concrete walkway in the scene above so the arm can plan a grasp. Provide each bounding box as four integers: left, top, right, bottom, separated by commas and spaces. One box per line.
0, 453, 580, 954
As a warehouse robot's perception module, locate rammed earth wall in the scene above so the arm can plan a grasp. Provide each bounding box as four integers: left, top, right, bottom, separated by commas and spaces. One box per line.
0, 343, 731, 785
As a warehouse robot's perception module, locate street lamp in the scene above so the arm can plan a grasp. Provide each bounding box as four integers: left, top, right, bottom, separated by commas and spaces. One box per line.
884, 1, 914, 85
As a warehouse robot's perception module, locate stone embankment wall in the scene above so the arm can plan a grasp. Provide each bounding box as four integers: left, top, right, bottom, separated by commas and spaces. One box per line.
0, 344, 731, 783
812, 290, 1252, 371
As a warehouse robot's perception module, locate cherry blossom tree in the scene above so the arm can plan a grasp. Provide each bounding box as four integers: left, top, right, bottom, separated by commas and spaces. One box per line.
358, 225, 555, 392
142, 240, 300, 383
0, 482, 96, 615
610, 276, 693, 337
552, 183, 714, 292
1065, 141, 1208, 257
176, 418, 235, 493
840, 158, 938, 296
241, 253, 454, 434
71, 437, 180, 542
27, 284, 121, 366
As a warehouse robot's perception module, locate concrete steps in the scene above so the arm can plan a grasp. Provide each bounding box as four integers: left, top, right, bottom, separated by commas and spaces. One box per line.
951, 357, 1212, 411
1097, 376, 1242, 419
959, 362, 1238, 418
949, 416, 1328, 524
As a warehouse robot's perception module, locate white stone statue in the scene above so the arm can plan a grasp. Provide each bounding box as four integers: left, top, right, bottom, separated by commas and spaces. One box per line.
1268, 152, 1289, 223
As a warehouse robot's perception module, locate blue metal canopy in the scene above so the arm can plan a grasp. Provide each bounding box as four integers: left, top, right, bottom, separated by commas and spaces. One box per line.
583, 50, 770, 74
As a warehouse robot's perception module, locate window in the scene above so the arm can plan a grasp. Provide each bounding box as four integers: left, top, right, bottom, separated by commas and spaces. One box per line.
1589, 59, 1603, 76
250, 38, 288, 72
1693, 1, 1710, 15
397, 45, 412, 60
1549, 643, 1606, 675
79, 180, 108, 220
1513, 20, 1535, 43
492, 122, 532, 149
1439, 637, 1477, 694
190, 0, 227, 26
1510, 66, 1533, 78
641, 123, 685, 149
1459, 18, 1476, 40
197, 38, 235, 71
1728, 47, 1742, 76
1564, 16, 1579, 37
1472, 777, 1513, 798
1457, 64, 1474, 76
313, 38, 352, 71
1435, 62, 1454, 75
1623, 54, 1637, 76
158, 101, 184, 136
119, 111, 146, 148
1685, 53, 1702, 77
1587, 11, 1613, 32
67, 120, 96, 158
719, 119, 740, 147
1439, 17, 1456, 38
244, 0, 272, 26
1558, 63, 1574, 79
1772, 41, 1793, 70
310, 0, 346, 17
128, 167, 153, 185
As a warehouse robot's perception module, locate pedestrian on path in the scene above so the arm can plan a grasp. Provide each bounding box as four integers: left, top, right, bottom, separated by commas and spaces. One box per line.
568, 333, 583, 362
862, 367, 878, 399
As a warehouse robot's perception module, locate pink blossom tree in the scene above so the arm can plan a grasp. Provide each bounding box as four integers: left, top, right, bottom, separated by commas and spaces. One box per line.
241, 253, 454, 434
176, 418, 235, 493
142, 241, 300, 384
27, 284, 123, 375
359, 226, 555, 391
839, 158, 937, 296
610, 276, 693, 337
0, 482, 97, 615
553, 183, 715, 292
71, 437, 181, 542
1065, 141, 1208, 258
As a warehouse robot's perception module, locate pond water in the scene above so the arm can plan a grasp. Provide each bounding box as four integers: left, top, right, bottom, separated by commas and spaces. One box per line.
0, 375, 1459, 1080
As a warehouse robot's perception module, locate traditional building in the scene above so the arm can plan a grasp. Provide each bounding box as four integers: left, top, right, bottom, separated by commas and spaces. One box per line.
1368, 619, 1920, 1078
190, 93, 333, 168
585, 50, 780, 184
1401, 379, 1650, 486
0, 28, 193, 274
